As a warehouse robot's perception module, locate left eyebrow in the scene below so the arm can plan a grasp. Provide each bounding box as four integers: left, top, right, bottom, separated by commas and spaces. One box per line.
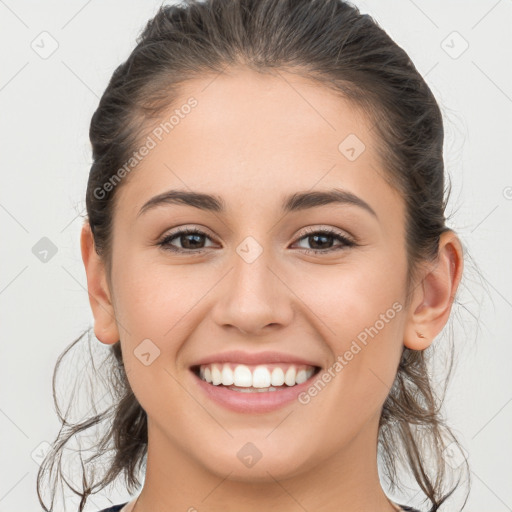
282, 188, 378, 218
136, 187, 377, 219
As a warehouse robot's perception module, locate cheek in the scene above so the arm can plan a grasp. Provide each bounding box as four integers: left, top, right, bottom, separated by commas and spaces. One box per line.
289, 254, 406, 409
292, 257, 405, 345
112, 252, 207, 342
111, 260, 203, 414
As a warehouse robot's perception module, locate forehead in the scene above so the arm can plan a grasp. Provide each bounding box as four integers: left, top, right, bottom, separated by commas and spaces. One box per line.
115, 67, 402, 222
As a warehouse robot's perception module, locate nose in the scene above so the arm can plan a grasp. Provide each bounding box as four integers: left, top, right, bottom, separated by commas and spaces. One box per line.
210, 246, 294, 336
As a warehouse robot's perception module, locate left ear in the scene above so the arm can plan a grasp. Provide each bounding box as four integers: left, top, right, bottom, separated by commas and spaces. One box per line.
404, 230, 464, 350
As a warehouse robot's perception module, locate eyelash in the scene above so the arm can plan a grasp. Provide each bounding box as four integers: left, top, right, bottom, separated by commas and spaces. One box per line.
157, 226, 356, 255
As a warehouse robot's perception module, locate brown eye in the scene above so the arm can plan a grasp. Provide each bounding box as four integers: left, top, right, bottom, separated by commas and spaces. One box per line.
159, 228, 215, 253
293, 228, 356, 254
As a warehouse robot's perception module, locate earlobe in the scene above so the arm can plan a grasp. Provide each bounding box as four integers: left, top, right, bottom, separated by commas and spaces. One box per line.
80, 221, 120, 345
403, 230, 464, 351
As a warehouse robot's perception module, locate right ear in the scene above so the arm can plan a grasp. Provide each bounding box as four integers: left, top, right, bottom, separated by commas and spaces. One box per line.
80, 221, 120, 345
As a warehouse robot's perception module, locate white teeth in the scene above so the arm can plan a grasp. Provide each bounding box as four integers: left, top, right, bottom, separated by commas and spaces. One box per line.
270, 367, 285, 386
252, 366, 271, 388
284, 366, 296, 386
197, 363, 317, 389
296, 369, 308, 384
233, 365, 252, 387
221, 364, 234, 386
211, 364, 222, 385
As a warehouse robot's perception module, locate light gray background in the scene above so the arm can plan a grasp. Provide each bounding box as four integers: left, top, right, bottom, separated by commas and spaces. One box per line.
0, 0, 511, 511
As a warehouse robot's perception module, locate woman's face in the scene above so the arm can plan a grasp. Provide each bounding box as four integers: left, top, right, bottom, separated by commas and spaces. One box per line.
105, 68, 411, 481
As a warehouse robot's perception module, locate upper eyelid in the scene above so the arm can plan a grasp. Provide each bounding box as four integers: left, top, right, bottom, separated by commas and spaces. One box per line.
163, 224, 217, 239
298, 225, 352, 237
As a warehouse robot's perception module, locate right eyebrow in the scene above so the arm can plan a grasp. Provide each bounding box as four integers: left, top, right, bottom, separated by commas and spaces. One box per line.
137, 190, 224, 218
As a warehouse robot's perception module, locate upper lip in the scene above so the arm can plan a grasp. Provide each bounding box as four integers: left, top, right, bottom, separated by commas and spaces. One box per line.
190, 350, 322, 368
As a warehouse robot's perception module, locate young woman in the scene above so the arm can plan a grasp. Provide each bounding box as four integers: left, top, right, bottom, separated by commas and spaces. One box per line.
37, 0, 471, 511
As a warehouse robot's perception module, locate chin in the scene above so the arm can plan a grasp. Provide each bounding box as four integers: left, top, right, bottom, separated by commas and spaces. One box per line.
196, 444, 316, 483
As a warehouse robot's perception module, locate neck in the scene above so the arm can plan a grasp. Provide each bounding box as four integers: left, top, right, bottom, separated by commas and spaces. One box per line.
131, 413, 400, 512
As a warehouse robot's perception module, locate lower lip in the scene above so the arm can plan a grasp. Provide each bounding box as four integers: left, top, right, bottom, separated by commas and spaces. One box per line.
191, 369, 319, 413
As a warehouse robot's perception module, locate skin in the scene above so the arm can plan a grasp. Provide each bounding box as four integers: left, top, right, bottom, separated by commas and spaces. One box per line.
81, 67, 463, 512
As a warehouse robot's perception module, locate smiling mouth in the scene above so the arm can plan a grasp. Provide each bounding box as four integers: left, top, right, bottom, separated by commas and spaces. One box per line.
190, 363, 322, 392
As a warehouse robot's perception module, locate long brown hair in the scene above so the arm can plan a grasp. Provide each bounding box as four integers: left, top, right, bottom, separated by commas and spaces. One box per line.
37, 1, 472, 510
